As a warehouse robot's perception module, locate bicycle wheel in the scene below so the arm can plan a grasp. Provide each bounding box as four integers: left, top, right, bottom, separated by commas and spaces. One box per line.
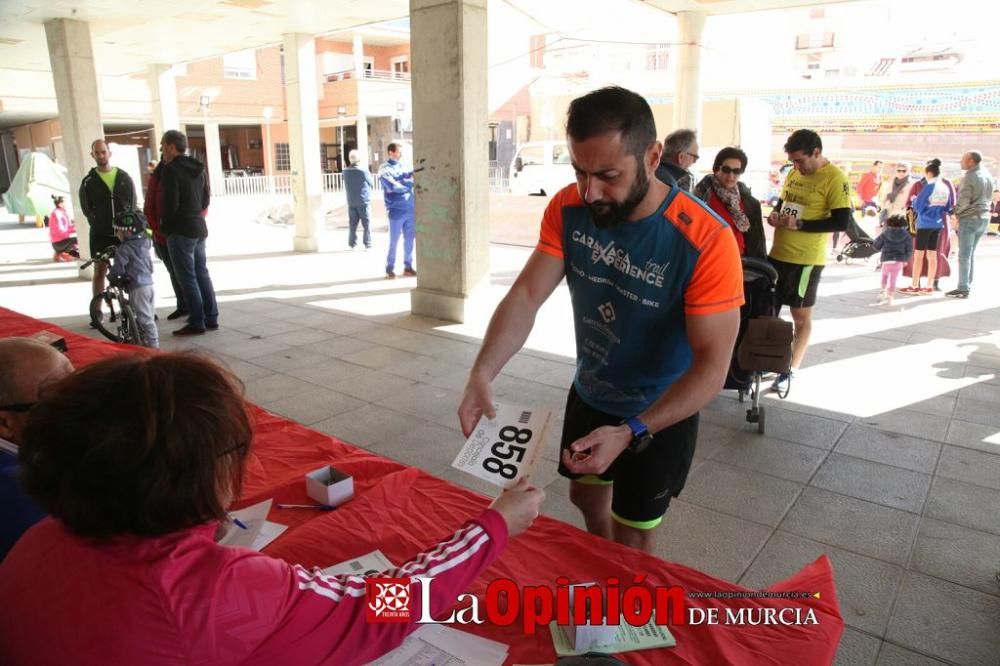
89, 292, 123, 342
120, 304, 145, 347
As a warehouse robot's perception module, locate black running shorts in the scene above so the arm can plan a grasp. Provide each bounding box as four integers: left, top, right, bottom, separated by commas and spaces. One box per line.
557, 386, 698, 528
769, 257, 824, 309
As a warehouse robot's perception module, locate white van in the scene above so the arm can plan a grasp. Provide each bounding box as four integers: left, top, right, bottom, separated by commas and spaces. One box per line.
509, 141, 576, 196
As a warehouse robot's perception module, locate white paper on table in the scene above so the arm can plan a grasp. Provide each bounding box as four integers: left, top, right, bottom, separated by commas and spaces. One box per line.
322, 550, 395, 578
369, 625, 508, 666
217, 499, 273, 550
451, 403, 552, 490
251, 520, 287, 551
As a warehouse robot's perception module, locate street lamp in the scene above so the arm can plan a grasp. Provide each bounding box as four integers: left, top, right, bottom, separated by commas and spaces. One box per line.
337, 106, 347, 172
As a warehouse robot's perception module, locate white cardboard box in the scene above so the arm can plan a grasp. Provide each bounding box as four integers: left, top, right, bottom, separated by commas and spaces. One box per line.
305, 465, 354, 507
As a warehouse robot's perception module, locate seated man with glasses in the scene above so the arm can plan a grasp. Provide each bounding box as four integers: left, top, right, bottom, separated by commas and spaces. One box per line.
0, 337, 75, 559
693, 146, 767, 259
657, 128, 699, 192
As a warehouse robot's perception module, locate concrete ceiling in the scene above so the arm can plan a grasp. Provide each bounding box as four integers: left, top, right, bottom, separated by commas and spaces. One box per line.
0, 0, 410, 78
0, 0, 860, 128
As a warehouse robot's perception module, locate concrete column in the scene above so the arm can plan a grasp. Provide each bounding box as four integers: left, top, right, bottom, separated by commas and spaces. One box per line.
673, 11, 706, 133
44, 19, 103, 274
352, 34, 370, 168
409, 0, 489, 323
148, 64, 180, 149
203, 121, 225, 198
283, 32, 323, 252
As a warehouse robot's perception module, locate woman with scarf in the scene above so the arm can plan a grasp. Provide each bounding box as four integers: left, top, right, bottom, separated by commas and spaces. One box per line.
880, 162, 915, 225
901, 159, 954, 294
693, 146, 767, 259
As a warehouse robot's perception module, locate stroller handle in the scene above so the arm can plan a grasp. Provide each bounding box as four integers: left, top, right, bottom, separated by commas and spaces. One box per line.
741, 256, 778, 283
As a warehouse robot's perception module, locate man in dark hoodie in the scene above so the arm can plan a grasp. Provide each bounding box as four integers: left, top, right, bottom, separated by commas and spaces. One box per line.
159, 130, 218, 336
79, 139, 137, 323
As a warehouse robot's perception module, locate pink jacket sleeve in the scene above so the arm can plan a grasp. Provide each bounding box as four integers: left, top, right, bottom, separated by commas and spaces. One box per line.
180, 509, 508, 666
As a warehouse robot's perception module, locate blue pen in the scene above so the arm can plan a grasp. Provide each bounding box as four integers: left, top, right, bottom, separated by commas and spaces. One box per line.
231, 516, 249, 530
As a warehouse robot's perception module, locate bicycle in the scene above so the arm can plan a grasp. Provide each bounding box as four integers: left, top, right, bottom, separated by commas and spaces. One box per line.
82, 247, 146, 346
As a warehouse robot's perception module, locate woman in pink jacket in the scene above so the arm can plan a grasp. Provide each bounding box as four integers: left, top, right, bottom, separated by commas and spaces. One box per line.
0, 353, 543, 666
47, 195, 78, 262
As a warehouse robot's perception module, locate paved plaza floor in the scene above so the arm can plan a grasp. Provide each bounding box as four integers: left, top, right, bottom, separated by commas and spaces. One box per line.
3, 199, 999, 665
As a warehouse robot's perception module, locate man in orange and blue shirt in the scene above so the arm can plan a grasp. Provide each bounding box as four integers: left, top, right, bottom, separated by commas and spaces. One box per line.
458, 87, 742, 553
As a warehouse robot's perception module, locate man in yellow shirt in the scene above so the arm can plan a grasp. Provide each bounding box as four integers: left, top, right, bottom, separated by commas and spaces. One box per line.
767, 130, 852, 394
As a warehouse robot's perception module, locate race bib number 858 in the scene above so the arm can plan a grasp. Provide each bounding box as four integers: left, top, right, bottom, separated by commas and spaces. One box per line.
451, 404, 552, 489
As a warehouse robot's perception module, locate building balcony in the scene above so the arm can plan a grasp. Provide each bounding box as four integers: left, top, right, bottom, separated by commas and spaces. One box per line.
320, 69, 411, 120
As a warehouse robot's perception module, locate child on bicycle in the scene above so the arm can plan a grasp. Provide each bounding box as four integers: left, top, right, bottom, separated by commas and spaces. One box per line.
110, 211, 159, 348
873, 213, 913, 306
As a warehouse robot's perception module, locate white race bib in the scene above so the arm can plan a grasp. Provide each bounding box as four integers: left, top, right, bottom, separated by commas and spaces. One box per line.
929, 181, 949, 207
452, 403, 552, 489
780, 200, 805, 219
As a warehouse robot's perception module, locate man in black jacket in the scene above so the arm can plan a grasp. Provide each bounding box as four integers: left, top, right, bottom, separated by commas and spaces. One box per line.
79, 139, 137, 321
159, 130, 218, 336
656, 129, 699, 193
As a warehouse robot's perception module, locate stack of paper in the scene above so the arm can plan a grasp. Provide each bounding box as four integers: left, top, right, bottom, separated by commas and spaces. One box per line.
549, 620, 676, 656
369, 625, 508, 666
322, 550, 395, 577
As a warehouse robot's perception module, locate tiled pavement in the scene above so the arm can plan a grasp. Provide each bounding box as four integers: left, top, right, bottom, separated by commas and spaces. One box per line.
4, 212, 1000, 665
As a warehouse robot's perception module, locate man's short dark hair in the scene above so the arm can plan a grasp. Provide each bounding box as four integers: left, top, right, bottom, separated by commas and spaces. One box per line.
565, 86, 657, 162
873, 160, 883, 167
713, 146, 748, 172
161, 130, 188, 154
663, 129, 697, 160
387, 142, 400, 154
783, 129, 822, 155
90, 139, 107, 151
968, 151, 982, 165
21, 353, 253, 539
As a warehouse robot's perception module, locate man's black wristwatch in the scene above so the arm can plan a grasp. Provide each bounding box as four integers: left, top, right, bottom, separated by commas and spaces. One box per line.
622, 416, 654, 454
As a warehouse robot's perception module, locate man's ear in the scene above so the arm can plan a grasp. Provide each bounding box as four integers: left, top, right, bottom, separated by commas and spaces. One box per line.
647, 141, 663, 171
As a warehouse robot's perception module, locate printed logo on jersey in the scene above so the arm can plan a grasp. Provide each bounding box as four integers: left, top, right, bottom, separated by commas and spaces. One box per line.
598, 302, 616, 324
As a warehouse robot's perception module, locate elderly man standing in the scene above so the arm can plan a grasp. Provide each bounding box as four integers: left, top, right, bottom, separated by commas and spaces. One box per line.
0, 338, 74, 559
343, 149, 373, 251
656, 128, 699, 192
947, 151, 994, 299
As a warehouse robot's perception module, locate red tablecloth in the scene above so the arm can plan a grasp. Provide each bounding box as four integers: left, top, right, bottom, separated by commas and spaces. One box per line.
3, 308, 844, 664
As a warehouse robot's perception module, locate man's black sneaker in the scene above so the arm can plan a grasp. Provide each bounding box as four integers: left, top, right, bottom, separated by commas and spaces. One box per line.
945, 289, 969, 299
167, 309, 189, 321
173, 325, 206, 336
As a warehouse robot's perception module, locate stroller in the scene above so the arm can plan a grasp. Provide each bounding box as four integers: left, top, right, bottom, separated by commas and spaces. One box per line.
836, 216, 879, 263
724, 257, 794, 434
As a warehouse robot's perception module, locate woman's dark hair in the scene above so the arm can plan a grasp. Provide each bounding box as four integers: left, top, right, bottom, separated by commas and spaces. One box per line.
51, 195, 64, 205
713, 147, 748, 173
924, 158, 941, 177
885, 213, 908, 228
566, 86, 657, 163
20, 353, 253, 539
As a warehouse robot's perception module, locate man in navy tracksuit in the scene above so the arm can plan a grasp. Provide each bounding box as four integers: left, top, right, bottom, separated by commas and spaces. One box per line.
378, 143, 415, 279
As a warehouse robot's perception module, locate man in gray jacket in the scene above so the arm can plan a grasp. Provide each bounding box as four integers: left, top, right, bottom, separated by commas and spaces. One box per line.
947, 151, 994, 298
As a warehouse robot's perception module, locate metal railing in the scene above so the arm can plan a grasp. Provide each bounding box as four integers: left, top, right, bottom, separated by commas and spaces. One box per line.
219, 167, 509, 198
324, 68, 411, 83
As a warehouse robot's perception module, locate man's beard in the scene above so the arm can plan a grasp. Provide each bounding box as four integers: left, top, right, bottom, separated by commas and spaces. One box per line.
587, 166, 650, 229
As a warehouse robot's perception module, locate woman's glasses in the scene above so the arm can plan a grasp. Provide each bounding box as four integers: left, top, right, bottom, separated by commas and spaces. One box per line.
718, 166, 743, 175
